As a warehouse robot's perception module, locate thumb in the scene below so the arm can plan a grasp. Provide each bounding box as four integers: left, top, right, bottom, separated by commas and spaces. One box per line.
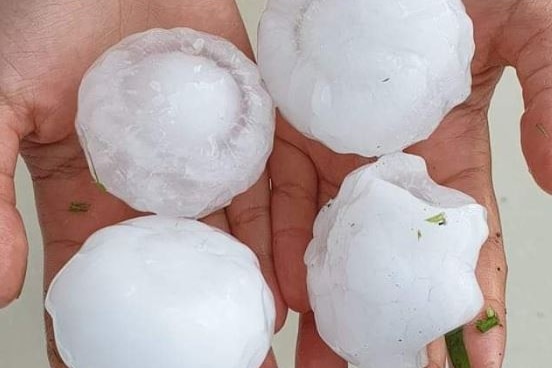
515, 28, 552, 193
0, 104, 30, 307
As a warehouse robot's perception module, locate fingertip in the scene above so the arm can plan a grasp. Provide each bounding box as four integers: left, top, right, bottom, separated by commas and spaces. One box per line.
274, 303, 288, 333
0, 287, 20, 308
0, 203, 28, 308
260, 350, 278, 368
272, 228, 311, 313
261, 265, 288, 332
278, 284, 310, 314
426, 337, 447, 368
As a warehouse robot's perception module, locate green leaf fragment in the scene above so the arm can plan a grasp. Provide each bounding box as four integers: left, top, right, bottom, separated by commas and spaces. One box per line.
69, 202, 91, 213
476, 307, 500, 333
445, 327, 471, 368
425, 212, 446, 226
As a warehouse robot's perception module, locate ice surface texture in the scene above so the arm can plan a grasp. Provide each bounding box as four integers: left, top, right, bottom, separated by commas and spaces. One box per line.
46, 216, 275, 368
77, 28, 275, 218
305, 153, 488, 368
258, 0, 474, 156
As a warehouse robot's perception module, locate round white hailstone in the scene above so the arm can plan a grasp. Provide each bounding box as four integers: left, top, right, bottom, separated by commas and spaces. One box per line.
76, 28, 275, 218
258, 0, 474, 157
305, 153, 488, 368
45, 216, 275, 368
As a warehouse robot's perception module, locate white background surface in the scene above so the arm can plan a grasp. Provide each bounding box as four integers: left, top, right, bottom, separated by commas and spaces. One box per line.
2, 1, 552, 367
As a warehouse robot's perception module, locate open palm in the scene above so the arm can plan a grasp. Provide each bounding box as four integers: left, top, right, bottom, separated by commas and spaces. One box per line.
0, 1, 286, 367
271, 1, 552, 367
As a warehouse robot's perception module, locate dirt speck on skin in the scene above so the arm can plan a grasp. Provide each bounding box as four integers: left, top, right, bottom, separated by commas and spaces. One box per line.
69, 202, 91, 213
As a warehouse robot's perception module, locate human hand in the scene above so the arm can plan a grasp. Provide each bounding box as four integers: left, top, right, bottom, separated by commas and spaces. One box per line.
271, 1, 552, 367
0, 1, 286, 367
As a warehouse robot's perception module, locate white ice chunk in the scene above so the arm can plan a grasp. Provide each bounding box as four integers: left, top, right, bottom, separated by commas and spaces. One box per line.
76, 28, 275, 218
305, 153, 487, 368
46, 216, 275, 368
258, 0, 474, 156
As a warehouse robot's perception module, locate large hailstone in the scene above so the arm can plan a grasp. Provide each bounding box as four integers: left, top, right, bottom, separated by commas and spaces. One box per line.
305, 153, 488, 368
77, 28, 274, 218
258, 0, 474, 156
46, 216, 275, 368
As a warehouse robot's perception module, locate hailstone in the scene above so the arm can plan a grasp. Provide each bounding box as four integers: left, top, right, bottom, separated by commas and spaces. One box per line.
76, 28, 275, 218
46, 216, 275, 368
258, 0, 474, 156
305, 153, 488, 368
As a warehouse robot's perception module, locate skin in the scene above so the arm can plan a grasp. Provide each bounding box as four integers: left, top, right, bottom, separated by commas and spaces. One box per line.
271, 1, 552, 367
0, 1, 285, 367
0, 0, 550, 368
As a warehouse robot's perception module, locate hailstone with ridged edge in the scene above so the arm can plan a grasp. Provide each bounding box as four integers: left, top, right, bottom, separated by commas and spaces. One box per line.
258, 0, 474, 157
305, 153, 488, 368
76, 28, 274, 218
46, 216, 275, 368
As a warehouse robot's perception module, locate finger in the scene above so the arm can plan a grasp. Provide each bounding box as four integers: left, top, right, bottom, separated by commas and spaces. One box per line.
514, 30, 552, 193
407, 104, 507, 367
296, 312, 347, 368
260, 349, 278, 368
270, 119, 318, 313
0, 106, 31, 307
426, 337, 447, 368
226, 171, 288, 331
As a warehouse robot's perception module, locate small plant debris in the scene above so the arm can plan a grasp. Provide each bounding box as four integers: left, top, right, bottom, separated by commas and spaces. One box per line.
445, 327, 471, 368
425, 212, 446, 226
69, 202, 91, 213
475, 307, 500, 333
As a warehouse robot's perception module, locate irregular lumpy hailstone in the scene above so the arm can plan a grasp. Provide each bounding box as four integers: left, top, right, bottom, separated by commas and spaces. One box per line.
77, 28, 274, 218
305, 153, 488, 368
258, 0, 474, 156
46, 216, 275, 368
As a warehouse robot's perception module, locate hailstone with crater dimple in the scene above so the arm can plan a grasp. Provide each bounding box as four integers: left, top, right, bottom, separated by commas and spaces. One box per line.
46, 216, 275, 368
258, 0, 474, 156
305, 153, 488, 368
76, 28, 274, 218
